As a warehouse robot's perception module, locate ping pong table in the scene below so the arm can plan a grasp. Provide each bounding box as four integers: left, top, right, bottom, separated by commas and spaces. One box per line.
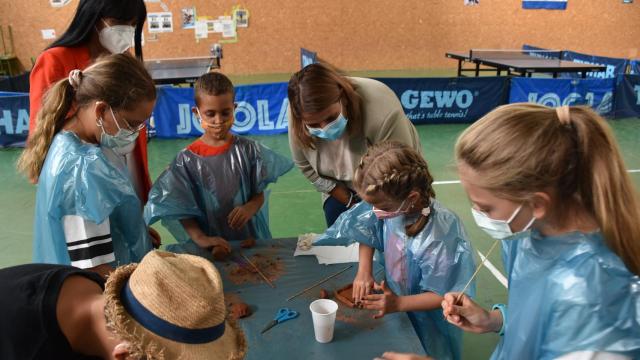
145, 56, 221, 85
446, 49, 606, 78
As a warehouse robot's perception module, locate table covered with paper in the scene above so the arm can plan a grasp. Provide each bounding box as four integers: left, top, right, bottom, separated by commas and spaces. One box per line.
217, 237, 424, 359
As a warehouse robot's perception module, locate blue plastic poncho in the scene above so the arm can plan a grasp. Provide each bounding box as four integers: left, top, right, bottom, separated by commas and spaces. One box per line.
315, 200, 477, 360
33, 131, 151, 266
492, 230, 640, 360
144, 136, 293, 258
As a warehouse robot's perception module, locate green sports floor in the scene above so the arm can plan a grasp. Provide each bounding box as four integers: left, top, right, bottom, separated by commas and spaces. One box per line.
1, 69, 639, 359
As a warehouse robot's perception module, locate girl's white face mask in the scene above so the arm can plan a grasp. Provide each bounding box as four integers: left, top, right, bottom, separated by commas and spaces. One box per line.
471, 204, 535, 240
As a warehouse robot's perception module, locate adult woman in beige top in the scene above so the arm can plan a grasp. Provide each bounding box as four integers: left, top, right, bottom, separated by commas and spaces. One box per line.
288, 62, 422, 226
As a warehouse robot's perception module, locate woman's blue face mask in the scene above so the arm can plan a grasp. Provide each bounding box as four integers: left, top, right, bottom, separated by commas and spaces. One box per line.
306, 113, 348, 141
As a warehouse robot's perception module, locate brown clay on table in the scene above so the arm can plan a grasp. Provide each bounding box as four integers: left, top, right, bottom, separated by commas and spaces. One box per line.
334, 283, 357, 308
319, 289, 330, 299
226, 253, 284, 285
229, 302, 252, 319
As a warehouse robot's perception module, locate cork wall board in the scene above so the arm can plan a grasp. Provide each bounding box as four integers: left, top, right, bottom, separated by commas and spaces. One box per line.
1, 0, 638, 75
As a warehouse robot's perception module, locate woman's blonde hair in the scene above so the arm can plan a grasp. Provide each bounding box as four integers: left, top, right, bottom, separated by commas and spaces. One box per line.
17, 53, 156, 183
354, 141, 435, 237
287, 61, 362, 149
455, 103, 640, 275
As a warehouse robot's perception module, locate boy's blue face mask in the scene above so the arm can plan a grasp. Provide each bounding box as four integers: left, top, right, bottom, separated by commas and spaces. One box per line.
306, 113, 348, 141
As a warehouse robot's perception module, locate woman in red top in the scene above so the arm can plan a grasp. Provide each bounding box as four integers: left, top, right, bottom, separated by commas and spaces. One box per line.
30, 0, 159, 246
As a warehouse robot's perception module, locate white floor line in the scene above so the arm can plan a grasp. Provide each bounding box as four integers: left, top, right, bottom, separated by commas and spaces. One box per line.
273, 169, 640, 194
477, 250, 509, 288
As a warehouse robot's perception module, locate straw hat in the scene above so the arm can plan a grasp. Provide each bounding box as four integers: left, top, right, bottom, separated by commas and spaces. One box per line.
104, 251, 247, 359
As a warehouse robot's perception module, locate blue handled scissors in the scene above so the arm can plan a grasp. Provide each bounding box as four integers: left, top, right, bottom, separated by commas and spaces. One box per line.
261, 308, 299, 334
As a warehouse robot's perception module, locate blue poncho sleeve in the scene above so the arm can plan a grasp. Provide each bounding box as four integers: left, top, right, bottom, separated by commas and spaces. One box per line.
314, 201, 385, 250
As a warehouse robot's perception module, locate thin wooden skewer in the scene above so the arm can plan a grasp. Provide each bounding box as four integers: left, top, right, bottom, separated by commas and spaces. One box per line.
454, 238, 501, 305
240, 253, 276, 288
287, 264, 354, 302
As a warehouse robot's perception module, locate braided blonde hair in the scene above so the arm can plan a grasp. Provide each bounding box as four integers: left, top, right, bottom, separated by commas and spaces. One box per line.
354, 141, 435, 236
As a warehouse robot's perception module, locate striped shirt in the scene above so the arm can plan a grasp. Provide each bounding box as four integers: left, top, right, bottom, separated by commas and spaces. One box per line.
62, 215, 115, 269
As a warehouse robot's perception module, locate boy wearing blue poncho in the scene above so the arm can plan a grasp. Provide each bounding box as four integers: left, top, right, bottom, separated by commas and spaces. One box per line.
144, 72, 293, 260
315, 141, 476, 360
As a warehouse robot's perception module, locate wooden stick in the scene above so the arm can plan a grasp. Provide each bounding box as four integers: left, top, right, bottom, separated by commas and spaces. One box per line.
287, 264, 354, 302
240, 253, 275, 288
454, 238, 501, 305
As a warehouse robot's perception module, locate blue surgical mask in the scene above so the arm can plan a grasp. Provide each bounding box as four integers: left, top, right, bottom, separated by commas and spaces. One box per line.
98, 107, 140, 154
306, 113, 348, 141
471, 205, 535, 240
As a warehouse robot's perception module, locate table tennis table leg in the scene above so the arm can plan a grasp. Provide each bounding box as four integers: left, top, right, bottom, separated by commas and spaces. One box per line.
581, 71, 586, 79
553, 72, 559, 78
457, 60, 462, 77
475, 62, 480, 77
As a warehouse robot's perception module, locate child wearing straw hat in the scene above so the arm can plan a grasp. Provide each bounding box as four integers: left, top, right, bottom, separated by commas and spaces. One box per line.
0, 251, 246, 359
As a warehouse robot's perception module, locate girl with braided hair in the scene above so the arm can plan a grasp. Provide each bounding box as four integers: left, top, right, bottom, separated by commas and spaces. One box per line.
314, 141, 476, 360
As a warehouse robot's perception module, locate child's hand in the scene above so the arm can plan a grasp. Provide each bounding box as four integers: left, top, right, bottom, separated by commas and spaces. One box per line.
441, 292, 498, 333
240, 237, 256, 249
228, 205, 254, 230
208, 236, 231, 254
362, 281, 399, 319
148, 227, 162, 249
353, 271, 375, 305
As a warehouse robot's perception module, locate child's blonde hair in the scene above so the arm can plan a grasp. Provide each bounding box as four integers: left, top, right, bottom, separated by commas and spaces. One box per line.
354, 141, 435, 237
456, 103, 640, 275
17, 53, 156, 183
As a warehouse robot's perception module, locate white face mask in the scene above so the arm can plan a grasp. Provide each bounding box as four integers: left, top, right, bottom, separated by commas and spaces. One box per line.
471, 204, 535, 240
97, 107, 140, 155
98, 20, 135, 54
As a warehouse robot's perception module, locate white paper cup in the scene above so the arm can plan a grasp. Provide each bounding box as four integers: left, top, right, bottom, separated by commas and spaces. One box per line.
309, 299, 338, 343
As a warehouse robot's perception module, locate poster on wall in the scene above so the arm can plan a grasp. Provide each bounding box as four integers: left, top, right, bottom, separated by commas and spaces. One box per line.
195, 20, 208, 39
181, 7, 196, 29
148, 12, 174, 33
220, 17, 236, 38
50, 0, 71, 7
523, 0, 567, 9
464, 0, 479, 5
234, 7, 250, 27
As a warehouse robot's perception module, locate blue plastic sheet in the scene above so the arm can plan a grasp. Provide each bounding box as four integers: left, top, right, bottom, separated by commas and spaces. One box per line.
145, 136, 293, 259
492, 230, 640, 359
33, 131, 151, 266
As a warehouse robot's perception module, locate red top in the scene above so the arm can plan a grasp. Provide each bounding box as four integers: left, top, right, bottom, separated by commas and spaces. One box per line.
187, 138, 233, 157
29, 46, 151, 201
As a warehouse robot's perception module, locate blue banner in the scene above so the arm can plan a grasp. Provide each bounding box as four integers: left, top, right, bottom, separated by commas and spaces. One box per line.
377, 77, 510, 124
561, 51, 629, 79
523, 0, 567, 9
300, 48, 317, 69
509, 77, 615, 116
631, 60, 640, 75
522, 44, 561, 59
153, 82, 289, 139
0, 91, 29, 148
613, 75, 640, 118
